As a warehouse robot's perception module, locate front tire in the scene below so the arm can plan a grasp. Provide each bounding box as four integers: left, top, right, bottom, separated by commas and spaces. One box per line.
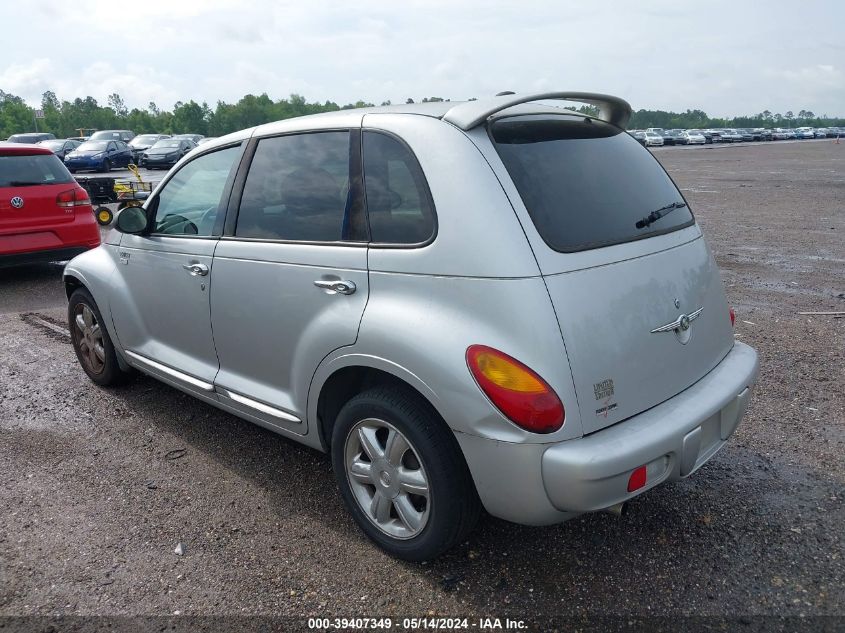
331, 386, 480, 561
68, 288, 130, 386
102, 159, 111, 172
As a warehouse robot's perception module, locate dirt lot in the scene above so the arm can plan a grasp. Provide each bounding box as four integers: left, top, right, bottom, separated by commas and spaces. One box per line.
0, 140, 843, 629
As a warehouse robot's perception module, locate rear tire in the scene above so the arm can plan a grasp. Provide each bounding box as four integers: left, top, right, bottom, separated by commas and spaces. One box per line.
331, 385, 480, 561
68, 288, 130, 387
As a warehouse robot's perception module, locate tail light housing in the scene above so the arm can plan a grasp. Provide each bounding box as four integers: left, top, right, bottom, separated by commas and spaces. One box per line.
466, 345, 564, 433
729, 307, 736, 328
57, 187, 91, 209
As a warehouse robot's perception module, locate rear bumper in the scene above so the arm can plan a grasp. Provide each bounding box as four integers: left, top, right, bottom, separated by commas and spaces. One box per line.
0, 217, 101, 266
457, 341, 759, 525
0, 245, 94, 267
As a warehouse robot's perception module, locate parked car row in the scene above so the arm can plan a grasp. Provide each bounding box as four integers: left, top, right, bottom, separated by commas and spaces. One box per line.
4, 130, 212, 173
629, 126, 844, 147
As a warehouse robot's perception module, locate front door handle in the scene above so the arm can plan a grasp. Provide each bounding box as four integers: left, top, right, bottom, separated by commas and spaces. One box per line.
313, 279, 356, 295
183, 263, 209, 276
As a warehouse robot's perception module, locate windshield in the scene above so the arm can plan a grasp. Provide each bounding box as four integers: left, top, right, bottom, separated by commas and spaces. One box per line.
0, 154, 75, 187
152, 140, 180, 149
40, 140, 65, 150
130, 135, 159, 146
78, 141, 108, 151
491, 115, 694, 252
8, 135, 43, 143
90, 131, 123, 140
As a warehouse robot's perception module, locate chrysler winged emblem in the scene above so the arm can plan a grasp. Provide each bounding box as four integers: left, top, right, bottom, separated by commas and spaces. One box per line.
651, 307, 703, 334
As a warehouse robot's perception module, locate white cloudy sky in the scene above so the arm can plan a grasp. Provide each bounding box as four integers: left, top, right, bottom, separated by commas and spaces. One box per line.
2, 0, 843, 117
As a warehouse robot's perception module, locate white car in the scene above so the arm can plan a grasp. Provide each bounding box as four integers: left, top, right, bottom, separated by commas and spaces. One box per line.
681, 131, 706, 145
644, 131, 664, 146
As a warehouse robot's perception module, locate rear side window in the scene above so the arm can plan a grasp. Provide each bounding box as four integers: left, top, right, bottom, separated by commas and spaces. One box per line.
491, 115, 693, 252
363, 131, 435, 244
236, 132, 352, 242
0, 154, 74, 187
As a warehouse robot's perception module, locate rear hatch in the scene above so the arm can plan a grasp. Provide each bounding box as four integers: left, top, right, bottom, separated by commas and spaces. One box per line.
490, 114, 735, 434
0, 149, 79, 231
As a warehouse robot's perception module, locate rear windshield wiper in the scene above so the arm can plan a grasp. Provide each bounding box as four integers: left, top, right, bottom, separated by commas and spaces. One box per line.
635, 201, 687, 229
7, 180, 44, 187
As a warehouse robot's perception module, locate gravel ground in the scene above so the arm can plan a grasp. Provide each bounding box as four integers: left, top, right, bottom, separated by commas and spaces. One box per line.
0, 140, 842, 629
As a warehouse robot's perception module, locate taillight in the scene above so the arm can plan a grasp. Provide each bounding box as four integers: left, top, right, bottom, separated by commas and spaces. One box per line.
729, 307, 736, 328
56, 188, 90, 208
466, 345, 564, 433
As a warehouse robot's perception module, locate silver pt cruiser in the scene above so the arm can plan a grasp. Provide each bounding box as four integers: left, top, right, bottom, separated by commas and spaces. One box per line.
65, 91, 759, 560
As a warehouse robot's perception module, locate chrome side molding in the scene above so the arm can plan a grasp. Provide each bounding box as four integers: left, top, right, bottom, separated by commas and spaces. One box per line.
216, 387, 301, 423
124, 350, 215, 391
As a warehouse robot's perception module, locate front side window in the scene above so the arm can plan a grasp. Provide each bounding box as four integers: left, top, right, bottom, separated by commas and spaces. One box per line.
236, 131, 352, 242
363, 131, 435, 244
491, 115, 694, 252
152, 145, 241, 236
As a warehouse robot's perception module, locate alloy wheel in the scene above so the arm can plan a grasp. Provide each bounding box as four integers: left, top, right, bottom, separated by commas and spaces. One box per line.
344, 418, 430, 539
72, 303, 106, 375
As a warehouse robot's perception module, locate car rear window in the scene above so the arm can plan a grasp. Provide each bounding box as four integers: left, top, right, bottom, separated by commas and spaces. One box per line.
491, 115, 694, 253
0, 153, 74, 187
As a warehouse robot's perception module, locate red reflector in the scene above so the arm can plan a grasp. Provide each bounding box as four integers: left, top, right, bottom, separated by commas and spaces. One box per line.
627, 466, 647, 492
729, 307, 736, 328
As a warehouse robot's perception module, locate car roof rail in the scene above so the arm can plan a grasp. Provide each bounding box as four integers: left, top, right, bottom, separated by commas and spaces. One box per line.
442, 91, 632, 131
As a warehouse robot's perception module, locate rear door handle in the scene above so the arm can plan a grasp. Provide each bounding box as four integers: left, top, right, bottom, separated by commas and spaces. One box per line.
183, 263, 209, 276
313, 279, 356, 295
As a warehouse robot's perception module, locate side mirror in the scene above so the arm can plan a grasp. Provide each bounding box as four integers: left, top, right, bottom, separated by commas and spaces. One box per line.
115, 205, 148, 234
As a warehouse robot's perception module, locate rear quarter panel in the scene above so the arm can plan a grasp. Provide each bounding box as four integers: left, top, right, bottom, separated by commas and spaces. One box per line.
311, 273, 585, 444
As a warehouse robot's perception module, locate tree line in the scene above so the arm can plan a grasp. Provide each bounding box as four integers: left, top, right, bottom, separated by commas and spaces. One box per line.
1, 89, 842, 140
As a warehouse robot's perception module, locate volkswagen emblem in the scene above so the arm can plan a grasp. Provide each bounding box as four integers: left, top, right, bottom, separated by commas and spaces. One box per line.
10, 196, 24, 209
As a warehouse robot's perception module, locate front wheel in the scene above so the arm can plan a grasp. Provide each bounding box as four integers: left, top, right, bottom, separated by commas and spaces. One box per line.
101, 158, 111, 172
68, 288, 130, 386
332, 386, 480, 561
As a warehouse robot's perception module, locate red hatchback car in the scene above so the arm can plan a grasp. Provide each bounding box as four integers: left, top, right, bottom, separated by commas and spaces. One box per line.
0, 142, 100, 266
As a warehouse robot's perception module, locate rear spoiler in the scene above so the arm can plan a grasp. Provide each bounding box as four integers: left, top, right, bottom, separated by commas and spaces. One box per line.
442, 92, 632, 131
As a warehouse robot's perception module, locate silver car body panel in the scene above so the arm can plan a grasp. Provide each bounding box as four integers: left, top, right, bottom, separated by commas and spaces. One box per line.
210, 240, 368, 433
65, 94, 759, 525
110, 234, 219, 386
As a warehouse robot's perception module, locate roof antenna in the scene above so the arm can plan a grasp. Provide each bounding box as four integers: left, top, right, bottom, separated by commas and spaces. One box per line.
495, 91, 516, 96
